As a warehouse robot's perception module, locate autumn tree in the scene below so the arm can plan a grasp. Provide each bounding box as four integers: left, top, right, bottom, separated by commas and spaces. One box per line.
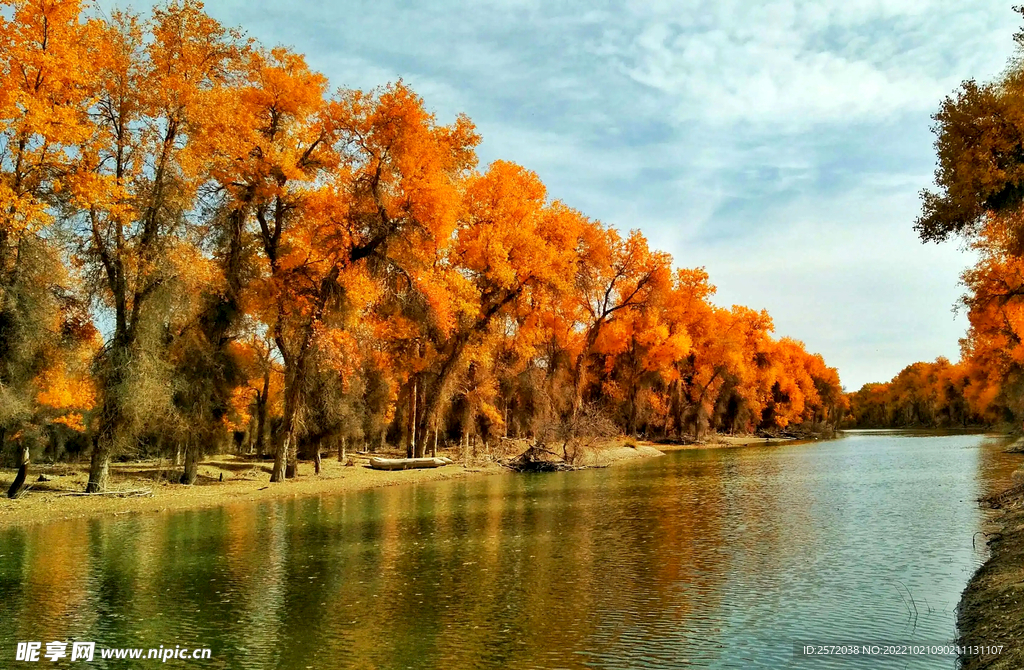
915, 7, 1024, 249
593, 294, 690, 435
846, 358, 978, 429
65, 2, 249, 491
913, 7, 1024, 428
0, 0, 851, 484
0, 0, 101, 495
219, 58, 479, 480
410, 162, 584, 456
570, 226, 671, 418
957, 220, 1024, 423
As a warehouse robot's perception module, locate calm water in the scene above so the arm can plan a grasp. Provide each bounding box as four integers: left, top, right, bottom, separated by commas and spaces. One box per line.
1, 431, 1021, 669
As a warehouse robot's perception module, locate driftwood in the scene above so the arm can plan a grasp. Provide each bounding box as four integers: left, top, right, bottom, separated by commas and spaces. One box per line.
368, 457, 452, 471
59, 489, 153, 498
504, 445, 586, 473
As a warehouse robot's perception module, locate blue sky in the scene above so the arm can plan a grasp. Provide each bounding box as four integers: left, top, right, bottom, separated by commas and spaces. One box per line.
125, 0, 1017, 389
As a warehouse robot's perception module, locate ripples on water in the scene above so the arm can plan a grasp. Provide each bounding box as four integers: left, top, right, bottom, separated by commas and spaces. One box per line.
0, 431, 1020, 669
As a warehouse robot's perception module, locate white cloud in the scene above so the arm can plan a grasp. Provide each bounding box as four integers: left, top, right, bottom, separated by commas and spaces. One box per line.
602, 0, 1014, 127
676, 186, 977, 389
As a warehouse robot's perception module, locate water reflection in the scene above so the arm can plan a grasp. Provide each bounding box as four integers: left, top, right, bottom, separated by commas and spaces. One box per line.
0, 431, 1020, 669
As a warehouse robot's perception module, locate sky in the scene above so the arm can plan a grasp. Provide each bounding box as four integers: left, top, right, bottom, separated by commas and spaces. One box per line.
119, 0, 1018, 389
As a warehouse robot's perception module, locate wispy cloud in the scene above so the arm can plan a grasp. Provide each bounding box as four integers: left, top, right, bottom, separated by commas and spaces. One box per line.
107, 0, 1018, 388
604, 0, 1009, 128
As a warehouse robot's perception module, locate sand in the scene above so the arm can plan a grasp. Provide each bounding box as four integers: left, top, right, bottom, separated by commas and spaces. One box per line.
0, 453, 509, 530
0, 434, 810, 530
0, 439, 674, 530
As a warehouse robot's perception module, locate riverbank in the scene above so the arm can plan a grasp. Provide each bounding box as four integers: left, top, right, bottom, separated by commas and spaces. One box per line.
0, 439, 670, 530
0, 434, 808, 530
658, 434, 801, 450
958, 442, 1024, 669
0, 453, 509, 531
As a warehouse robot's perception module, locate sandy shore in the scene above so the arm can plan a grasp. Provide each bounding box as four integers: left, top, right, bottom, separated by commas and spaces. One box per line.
0, 434, 802, 531
0, 453, 513, 531
958, 441, 1024, 669
0, 439, 672, 530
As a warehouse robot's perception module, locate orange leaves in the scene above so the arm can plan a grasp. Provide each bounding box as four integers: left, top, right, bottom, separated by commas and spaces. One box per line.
452, 161, 583, 329
312, 325, 361, 379
0, 184, 51, 235
945, 217, 1024, 421
34, 362, 96, 432
0, 0, 100, 138
0, 0, 850, 459
458, 161, 549, 291
0, 0, 100, 237
576, 226, 672, 324
847, 357, 976, 428
335, 82, 478, 254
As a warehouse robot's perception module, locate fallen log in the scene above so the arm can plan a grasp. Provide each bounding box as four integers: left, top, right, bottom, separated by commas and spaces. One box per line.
368, 457, 452, 471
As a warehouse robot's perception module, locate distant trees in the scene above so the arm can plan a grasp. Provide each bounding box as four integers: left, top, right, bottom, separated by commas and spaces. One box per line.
0, 0, 846, 494
846, 358, 980, 429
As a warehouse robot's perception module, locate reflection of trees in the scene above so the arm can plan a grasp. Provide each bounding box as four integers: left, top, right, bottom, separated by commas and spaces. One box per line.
3, 522, 92, 644
1, 453, 812, 669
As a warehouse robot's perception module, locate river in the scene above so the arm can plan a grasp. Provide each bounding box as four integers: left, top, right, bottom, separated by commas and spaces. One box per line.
0, 430, 1020, 669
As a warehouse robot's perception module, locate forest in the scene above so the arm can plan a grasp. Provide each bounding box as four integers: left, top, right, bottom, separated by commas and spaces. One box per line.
845, 358, 978, 428
0, 0, 848, 498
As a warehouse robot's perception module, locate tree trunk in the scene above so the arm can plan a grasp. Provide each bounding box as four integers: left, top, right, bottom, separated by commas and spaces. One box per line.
255, 371, 269, 457
313, 443, 322, 475
271, 432, 287, 482
271, 405, 294, 482
431, 429, 438, 457
338, 435, 346, 462
627, 393, 638, 436
180, 438, 199, 485
6, 443, 30, 499
285, 432, 298, 478
245, 414, 256, 454
408, 377, 418, 458
273, 369, 302, 481
86, 436, 111, 493
570, 325, 603, 419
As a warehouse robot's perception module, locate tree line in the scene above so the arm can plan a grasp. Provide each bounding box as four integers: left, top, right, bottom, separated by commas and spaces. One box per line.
0, 0, 846, 496
845, 358, 980, 428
